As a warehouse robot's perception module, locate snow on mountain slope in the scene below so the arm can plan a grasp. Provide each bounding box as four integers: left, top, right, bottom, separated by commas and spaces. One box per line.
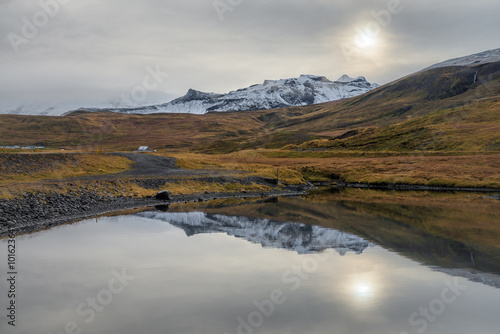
425, 48, 500, 70
0, 102, 89, 116
93, 74, 379, 115
0, 92, 177, 117
137, 211, 375, 255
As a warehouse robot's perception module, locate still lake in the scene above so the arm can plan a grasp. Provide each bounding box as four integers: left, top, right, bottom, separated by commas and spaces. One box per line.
1, 191, 500, 334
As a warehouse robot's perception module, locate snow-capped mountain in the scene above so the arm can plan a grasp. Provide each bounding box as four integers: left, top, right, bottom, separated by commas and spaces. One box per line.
425, 48, 500, 70
88, 74, 379, 115
137, 211, 375, 255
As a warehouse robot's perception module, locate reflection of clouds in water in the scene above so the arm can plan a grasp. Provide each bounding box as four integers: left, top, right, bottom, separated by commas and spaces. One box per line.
2, 214, 500, 334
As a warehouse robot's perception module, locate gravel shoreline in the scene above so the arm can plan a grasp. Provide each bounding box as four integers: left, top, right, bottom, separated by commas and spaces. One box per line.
3, 175, 499, 238
0, 184, 312, 238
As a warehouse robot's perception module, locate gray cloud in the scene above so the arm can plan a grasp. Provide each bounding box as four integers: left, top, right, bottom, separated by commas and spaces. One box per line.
0, 0, 499, 106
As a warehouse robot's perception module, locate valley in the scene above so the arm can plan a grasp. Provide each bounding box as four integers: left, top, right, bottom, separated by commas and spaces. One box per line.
0, 49, 499, 238
1, 51, 499, 196
2, 2, 500, 333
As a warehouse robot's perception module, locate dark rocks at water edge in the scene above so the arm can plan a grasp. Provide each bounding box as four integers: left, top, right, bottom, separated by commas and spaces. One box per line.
0, 184, 314, 238
0, 191, 152, 236
0, 190, 145, 231
155, 191, 171, 201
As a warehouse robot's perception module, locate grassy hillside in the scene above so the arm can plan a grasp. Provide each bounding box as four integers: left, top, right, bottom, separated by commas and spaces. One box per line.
0, 62, 499, 163
168, 150, 500, 188
268, 61, 500, 134
0, 111, 267, 150
297, 99, 500, 152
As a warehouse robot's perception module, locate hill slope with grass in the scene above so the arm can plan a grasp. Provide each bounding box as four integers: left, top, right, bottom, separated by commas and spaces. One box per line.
265, 61, 500, 134
0, 51, 499, 154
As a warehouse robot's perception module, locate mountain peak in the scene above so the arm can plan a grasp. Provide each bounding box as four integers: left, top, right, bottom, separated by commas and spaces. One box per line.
336, 74, 367, 83
336, 74, 355, 82
166, 89, 223, 108
297, 74, 330, 83
183, 89, 219, 100
186, 88, 200, 95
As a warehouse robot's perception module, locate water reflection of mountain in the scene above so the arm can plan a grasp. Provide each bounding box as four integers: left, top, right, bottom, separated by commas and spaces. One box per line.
261, 198, 500, 274
137, 211, 375, 255
194, 196, 500, 289
434, 268, 500, 289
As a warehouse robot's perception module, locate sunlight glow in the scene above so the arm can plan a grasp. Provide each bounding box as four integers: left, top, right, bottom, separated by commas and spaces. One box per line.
355, 34, 378, 49
352, 280, 375, 301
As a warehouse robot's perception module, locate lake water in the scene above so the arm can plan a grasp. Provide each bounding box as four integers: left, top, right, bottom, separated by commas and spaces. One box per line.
1, 193, 500, 334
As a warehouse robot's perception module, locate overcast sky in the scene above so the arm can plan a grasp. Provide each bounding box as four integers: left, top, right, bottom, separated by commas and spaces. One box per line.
1, 0, 499, 107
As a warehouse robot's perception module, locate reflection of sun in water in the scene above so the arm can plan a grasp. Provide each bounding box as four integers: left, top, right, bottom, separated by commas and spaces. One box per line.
352, 281, 375, 301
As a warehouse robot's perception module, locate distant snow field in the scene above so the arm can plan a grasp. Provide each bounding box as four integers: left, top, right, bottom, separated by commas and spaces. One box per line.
425, 48, 500, 70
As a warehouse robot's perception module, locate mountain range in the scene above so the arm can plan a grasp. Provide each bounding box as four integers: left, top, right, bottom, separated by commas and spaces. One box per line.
84, 74, 379, 115
0, 74, 378, 116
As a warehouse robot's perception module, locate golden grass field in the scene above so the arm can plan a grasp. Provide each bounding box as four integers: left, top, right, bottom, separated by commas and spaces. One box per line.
1, 148, 498, 200
0, 72, 498, 154
167, 150, 500, 188
0, 153, 131, 185
0, 63, 499, 198
0, 151, 275, 199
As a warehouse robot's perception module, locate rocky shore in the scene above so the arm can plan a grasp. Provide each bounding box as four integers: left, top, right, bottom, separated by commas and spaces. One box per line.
0, 180, 313, 238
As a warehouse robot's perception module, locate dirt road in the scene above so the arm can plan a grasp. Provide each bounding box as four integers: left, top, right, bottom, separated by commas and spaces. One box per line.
110, 152, 243, 178
112, 153, 179, 176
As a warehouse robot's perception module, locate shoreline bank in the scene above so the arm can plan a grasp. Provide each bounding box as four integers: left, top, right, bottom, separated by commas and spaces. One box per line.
2, 176, 500, 238
0, 183, 310, 238
335, 181, 500, 193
